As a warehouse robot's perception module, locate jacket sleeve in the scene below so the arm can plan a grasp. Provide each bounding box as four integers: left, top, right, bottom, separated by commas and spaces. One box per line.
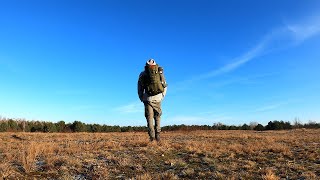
159, 69, 168, 98
138, 72, 144, 101
159, 68, 167, 88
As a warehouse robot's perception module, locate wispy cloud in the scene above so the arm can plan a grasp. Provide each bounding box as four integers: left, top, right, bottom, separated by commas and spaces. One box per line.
199, 42, 266, 80
286, 15, 320, 42
114, 101, 143, 113
254, 103, 283, 113
173, 15, 320, 90
207, 73, 277, 89
253, 101, 291, 113
201, 17, 320, 79
253, 96, 305, 113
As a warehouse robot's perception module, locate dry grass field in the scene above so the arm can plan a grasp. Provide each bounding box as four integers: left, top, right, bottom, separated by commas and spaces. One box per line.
0, 129, 319, 179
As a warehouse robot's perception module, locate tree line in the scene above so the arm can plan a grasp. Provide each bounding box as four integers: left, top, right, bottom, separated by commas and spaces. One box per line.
163, 120, 319, 131
0, 117, 319, 133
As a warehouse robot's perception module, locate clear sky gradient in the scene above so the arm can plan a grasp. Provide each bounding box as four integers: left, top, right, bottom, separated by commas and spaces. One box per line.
1, 0, 319, 126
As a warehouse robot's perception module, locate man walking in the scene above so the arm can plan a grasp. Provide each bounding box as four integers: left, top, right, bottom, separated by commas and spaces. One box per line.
138, 59, 167, 142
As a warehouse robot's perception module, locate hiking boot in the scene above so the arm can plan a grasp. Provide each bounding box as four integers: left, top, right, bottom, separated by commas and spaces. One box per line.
150, 137, 155, 142
155, 133, 160, 142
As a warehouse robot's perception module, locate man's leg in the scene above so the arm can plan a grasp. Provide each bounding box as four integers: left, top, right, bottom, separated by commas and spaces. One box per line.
153, 102, 162, 142
155, 115, 161, 142
144, 102, 155, 141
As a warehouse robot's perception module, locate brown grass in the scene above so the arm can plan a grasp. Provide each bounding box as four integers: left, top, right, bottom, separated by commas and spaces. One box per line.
262, 168, 279, 180
0, 129, 319, 179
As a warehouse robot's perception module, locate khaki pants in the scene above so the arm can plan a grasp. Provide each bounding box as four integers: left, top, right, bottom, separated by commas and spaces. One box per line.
144, 101, 161, 141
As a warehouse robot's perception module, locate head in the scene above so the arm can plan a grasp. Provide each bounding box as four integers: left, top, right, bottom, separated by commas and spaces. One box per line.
146, 59, 156, 66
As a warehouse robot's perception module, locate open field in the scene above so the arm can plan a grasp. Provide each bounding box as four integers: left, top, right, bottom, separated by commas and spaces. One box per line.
0, 129, 319, 179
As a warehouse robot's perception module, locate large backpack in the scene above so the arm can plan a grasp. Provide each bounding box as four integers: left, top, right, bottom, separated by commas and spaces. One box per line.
143, 64, 165, 96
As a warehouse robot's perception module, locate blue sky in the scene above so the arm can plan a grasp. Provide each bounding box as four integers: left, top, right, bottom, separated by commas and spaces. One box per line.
0, 0, 319, 126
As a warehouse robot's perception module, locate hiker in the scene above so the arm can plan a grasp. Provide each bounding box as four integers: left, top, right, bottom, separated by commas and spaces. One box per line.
138, 59, 167, 142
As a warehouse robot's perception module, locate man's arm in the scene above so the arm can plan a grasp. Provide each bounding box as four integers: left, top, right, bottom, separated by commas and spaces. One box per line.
159, 67, 167, 98
137, 72, 145, 102
159, 67, 167, 88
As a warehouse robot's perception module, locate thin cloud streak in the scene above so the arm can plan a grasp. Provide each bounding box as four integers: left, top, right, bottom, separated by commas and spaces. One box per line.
202, 17, 320, 80
201, 42, 266, 80
208, 73, 277, 89
174, 15, 320, 89
253, 101, 292, 113
254, 103, 284, 113
253, 97, 303, 113
286, 15, 320, 42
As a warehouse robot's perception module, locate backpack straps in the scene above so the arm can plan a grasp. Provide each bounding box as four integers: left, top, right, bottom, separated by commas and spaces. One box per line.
158, 66, 167, 88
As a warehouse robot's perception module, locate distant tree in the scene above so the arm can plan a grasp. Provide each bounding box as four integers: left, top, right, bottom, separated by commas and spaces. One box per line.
212, 122, 225, 130
0, 121, 8, 132
71, 121, 86, 132
274, 120, 282, 130
64, 123, 73, 132
283, 121, 292, 130
100, 125, 120, 132
30, 121, 44, 132
266, 121, 276, 130
121, 126, 134, 132
249, 122, 258, 130
43, 122, 57, 132
56, 121, 66, 132
293, 117, 302, 129
202, 125, 211, 130
219, 125, 228, 130
16, 120, 26, 132
304, 121, 320, 129
241, 124, 250, 130
265, 120, 292, 130
112, 125, 121, 132
88, 124, 102, 133
228, 125, 238, 130
254, 124, 265, 131
0, 115, 318, 133
7, 119, 19, 132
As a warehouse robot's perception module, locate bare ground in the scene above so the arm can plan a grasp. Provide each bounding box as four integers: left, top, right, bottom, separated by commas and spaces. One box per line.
0, 129, 319, 179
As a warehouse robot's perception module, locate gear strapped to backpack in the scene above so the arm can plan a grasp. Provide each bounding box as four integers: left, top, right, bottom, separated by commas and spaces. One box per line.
142, 64, 165, 96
